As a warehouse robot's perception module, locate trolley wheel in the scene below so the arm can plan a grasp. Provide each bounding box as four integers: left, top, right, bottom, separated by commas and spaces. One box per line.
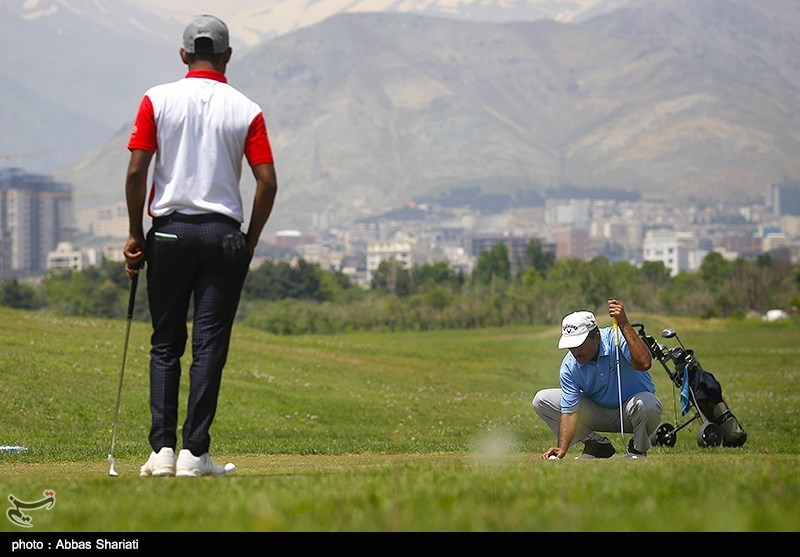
697, 422, 724, 447
650, 422, 676, 447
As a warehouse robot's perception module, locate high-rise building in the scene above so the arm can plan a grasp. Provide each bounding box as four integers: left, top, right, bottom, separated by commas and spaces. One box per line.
769, 183, 800, 217
0, 168, 75, 280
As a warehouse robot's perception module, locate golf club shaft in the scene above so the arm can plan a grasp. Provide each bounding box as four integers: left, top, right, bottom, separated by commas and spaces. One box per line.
613, 318, 625, 446
109, 273, 138, 459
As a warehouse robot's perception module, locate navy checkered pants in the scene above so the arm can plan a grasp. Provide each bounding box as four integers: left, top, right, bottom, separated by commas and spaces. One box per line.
145, 212, 250, 456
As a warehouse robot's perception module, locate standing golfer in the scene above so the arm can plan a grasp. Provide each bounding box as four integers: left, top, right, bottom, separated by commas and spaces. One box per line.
122, 14, 278, 477
533, 299, 662, 460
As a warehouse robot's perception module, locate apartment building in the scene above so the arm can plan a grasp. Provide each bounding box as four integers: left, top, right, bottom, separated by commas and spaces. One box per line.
0, 168, 74, 280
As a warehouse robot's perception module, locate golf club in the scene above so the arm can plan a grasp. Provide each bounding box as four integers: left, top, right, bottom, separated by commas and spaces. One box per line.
108, 272, 138, 477
613, 317, 625, 448
662, 328, 687, 350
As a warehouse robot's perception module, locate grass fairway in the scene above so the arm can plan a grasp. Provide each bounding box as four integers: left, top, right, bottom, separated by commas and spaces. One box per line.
1, 307, 798, 533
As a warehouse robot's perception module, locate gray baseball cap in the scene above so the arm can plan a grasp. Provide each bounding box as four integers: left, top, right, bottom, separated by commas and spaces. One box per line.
183, 15, 229, 54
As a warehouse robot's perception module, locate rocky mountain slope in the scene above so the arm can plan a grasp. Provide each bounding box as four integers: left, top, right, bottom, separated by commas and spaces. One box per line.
61, 4, 800, 230
3, 1, 798, 232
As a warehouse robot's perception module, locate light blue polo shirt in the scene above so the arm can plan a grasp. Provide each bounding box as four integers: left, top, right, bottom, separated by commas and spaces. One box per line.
559, 327, 656, 412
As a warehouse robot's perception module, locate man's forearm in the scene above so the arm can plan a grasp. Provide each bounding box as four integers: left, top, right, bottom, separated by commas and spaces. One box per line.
246, 163, 277, 253
125, 150, 152, 238
620, 322, 652, 371
557, 411, 579, 451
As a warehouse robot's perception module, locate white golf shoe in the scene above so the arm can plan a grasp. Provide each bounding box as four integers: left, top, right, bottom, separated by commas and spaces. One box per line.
176, 450, 232, 477
139, 447, 177, 477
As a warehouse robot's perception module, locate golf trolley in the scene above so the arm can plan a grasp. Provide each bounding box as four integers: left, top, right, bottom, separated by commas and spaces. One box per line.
632, 322, 747, 449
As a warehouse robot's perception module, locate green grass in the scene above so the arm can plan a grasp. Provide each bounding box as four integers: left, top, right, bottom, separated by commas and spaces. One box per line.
1, 307, 798, 532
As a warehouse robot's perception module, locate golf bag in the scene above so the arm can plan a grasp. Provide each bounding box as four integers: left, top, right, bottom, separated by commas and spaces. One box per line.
632, 322, 747, 448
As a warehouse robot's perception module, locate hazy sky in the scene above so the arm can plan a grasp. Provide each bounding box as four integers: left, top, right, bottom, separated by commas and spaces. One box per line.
132, 0, 620, 46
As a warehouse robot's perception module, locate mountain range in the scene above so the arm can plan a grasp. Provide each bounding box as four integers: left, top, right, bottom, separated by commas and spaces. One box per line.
134, 0, 636, 45
2, 0, 799, 232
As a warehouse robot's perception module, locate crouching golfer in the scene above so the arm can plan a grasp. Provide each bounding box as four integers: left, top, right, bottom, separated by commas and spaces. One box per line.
123, 15, 278, 477
533, 299, 662, 459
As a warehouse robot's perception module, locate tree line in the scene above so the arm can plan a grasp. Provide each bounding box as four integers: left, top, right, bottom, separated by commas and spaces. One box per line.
2, 240, 798, 334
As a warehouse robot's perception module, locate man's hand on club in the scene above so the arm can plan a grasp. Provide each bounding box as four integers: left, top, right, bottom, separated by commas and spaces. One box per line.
608, 298, 628, 326
123, 235, 145, 278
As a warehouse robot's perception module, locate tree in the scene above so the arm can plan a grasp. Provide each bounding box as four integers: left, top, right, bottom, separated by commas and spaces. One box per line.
608, 261, 640, 305
519, 267, 543, 290
0, 279, 43, 310
524, 238, 554, 277
243, 260, 280, 300
583, 256, 615, 309
243, 259, 332, 301
639, 260, 671, 286
371, 258, 413, 296
423, 287, 453, 325
316, 267, 358, 302
471, 243, 510, 287
413, 261, 462, 291
700, 251, 732, 293
540, 257, 590, 316
92, 281, 124, 318
660, 271, 710, 316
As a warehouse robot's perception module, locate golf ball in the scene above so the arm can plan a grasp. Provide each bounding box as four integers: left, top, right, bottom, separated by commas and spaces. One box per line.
548, 455, 558, 460
224, 462, 236, 473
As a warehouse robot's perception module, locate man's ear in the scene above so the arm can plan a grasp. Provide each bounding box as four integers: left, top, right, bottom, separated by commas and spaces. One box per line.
223, 47, 233, 64
179, 48, 190, 65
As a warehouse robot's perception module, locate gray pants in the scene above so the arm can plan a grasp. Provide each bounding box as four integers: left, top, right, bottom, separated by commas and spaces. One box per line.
532, 388, 663, 453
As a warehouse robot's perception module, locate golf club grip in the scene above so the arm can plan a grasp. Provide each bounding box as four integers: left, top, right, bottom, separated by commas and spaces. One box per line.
127, 274, 138, 319
612, 317, 619, 346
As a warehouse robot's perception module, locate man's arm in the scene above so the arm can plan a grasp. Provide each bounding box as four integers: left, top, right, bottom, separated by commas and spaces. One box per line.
556, 411, 579, 455
608, 298, 652, 371
123, 149, 153, 277
245, 162, 278, 255
542, 411, 578, 460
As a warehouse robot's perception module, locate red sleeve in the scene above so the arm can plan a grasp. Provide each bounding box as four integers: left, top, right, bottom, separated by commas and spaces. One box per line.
127, 95, 157, 152
245, 112, 274, 165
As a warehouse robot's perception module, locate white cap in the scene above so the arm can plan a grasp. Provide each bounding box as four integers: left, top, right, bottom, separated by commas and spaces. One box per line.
558, 311, 597, 349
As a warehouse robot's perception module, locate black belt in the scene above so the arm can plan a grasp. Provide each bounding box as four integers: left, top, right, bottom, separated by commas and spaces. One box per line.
153, 212, 239, 227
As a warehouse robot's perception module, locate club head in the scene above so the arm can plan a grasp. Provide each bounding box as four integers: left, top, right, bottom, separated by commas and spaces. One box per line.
108, 454, 118, 477
669, 346, 687, 364
661, 328, 676, 339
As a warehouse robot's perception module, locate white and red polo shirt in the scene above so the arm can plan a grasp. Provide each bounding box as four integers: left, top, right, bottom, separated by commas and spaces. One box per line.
128, 69, 274, 223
